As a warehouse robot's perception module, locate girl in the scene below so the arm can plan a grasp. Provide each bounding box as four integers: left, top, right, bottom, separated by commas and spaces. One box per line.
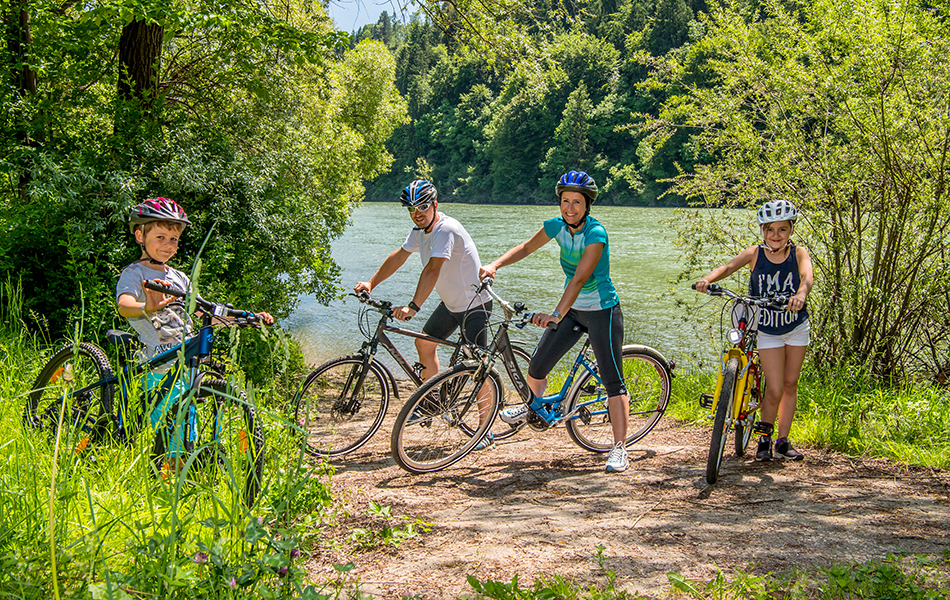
694, 200, 813, 461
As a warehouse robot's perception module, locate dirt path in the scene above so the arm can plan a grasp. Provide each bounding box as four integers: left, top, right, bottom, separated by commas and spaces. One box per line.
304, 414, 950, 599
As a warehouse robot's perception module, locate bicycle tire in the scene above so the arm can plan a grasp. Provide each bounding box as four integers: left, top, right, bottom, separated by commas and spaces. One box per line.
179, 378, 265, 509
734, 362, 760, 457
706, 357, 739, 485
24, 342, 114, 450
292, 355, 389, 457
391, 362, 502, 474
565, 345, 672, 452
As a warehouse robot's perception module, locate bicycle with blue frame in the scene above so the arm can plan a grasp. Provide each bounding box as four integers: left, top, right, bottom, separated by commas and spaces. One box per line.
23, 280, 266, 508
390, 279, 675, 474
292, 291, 534, 457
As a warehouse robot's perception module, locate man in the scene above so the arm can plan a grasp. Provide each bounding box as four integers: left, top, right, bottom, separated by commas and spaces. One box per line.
354, 179, 491, 383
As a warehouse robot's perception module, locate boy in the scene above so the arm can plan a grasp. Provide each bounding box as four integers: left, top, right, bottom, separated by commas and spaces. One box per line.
116, 197, 272, 460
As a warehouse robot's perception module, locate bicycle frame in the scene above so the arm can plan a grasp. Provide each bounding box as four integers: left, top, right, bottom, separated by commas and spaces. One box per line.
710, 316, 760, 432
478, 286, 607, 426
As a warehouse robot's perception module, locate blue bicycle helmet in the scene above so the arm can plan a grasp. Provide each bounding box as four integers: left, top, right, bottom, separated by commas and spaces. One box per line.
400, 180, 438, 207
556, 170, 598, 202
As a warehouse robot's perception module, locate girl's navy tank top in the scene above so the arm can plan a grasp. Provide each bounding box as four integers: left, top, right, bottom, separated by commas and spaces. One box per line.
749, 245, 808, 335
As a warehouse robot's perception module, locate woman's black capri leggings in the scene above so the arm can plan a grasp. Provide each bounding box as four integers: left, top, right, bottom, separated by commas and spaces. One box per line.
527, 304, 627, 397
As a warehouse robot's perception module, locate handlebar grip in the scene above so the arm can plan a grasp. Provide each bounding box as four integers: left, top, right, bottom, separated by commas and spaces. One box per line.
143, 280, 187, 298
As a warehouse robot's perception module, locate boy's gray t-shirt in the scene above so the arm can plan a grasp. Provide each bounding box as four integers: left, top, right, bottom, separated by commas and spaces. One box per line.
116, 262, 194, 361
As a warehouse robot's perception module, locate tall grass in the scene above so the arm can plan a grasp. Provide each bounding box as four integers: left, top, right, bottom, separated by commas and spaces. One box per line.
668, 358, 950, 469
0, 283, 345, 598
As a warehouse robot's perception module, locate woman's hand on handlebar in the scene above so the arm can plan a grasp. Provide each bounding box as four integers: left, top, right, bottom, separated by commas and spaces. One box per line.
693, 279, 712, 294
255, 311, 274, 325
787, 291, 806, 311
531, 312, 559, 329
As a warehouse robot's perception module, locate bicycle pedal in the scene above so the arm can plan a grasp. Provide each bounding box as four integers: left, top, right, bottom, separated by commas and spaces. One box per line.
699, 393, 714, 409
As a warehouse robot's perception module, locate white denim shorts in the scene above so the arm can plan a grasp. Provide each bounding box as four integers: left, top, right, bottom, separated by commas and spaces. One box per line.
757, 319, 810, 349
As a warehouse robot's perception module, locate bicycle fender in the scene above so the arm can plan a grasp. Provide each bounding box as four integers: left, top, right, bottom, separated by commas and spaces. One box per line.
621, 344, 675, 376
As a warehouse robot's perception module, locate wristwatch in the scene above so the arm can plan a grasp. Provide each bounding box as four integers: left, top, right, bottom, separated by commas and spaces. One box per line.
551, 309, 561, 319
408, 301, 421, 312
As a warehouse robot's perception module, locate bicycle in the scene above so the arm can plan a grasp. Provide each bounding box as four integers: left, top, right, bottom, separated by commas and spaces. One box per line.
694, 283, 787, 485
292, 292, 534, 457
24, 281, 266, 508
389, 279, 675, 474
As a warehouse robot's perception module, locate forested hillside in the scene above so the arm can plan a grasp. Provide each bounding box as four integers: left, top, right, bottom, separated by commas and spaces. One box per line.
351, 0, 706, 205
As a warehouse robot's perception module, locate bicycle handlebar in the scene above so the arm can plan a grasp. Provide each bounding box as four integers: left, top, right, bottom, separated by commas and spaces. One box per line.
143, 280, 260, 324
691, 282, 788, 309
352, 291, 410, 320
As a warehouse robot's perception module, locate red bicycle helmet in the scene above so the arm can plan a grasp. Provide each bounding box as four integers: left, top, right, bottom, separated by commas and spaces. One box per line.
129, 197, 191, 233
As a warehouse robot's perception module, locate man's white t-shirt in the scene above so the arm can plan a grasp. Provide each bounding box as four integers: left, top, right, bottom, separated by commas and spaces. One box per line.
401, 213, 490, 312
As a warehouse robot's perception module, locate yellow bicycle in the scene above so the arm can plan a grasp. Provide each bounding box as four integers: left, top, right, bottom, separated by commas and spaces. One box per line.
695, 283, 787, 484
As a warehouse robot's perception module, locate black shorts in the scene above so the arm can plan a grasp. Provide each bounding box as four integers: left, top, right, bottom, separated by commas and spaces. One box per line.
422, 301, 493, 348
527, 304, 627, 397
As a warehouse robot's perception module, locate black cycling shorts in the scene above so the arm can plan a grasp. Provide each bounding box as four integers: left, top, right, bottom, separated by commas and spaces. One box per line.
422, 300, 493, 348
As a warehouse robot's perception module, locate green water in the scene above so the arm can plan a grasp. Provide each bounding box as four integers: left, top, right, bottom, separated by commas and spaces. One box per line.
286, 203, 715, 368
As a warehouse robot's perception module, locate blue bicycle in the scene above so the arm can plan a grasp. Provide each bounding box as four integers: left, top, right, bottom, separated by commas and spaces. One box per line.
24, 281, 266, 508
389, 280, 675, 474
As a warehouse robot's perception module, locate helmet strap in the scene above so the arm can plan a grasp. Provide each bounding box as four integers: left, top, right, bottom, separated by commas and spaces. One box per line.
412, 211, 437, 233
139, 243, 166, 266
762, 240, 790, 255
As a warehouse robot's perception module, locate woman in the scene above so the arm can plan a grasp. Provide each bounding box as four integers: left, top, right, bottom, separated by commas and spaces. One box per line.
479, 170, 632, 473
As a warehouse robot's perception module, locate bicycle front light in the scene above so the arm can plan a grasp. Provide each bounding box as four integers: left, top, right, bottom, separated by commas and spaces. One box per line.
726, 328, 743, 345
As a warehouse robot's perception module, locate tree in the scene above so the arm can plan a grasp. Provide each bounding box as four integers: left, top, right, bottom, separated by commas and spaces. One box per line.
0, 0, 407, 335
541, 83, 594, 183
645, 0, 950, 381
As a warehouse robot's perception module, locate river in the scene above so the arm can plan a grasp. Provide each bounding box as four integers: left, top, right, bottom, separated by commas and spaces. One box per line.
284, 202, 719, 369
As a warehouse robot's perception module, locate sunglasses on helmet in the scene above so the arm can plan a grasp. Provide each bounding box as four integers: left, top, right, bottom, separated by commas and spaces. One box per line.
407, 202, 433, 213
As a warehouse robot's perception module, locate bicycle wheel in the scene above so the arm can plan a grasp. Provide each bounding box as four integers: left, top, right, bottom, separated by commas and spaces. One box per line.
735, 361, 761, 457
565, 345, 672, 452
292, 355, 389, 457
183, 378, 265, 509
707, 357, 739, 485
391, 362, 502, 474
484, 344, 532, 442
24, 342, 114, 449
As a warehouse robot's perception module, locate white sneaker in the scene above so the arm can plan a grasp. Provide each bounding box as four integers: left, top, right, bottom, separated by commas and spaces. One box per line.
605, 443, 629, 473
473, 433, 495, 451
499, 404, 531, 424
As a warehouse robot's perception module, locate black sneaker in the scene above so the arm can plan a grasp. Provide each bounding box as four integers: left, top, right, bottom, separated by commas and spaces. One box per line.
775, 438, 804, 461
755, 436, 773, 462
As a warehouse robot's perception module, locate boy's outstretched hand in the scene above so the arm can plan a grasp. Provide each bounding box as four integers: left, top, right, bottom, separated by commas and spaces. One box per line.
256, 312, 274, 325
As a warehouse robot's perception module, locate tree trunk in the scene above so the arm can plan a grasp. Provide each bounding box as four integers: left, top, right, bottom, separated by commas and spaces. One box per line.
5, 1, 39, 202
116, 18, 163, 132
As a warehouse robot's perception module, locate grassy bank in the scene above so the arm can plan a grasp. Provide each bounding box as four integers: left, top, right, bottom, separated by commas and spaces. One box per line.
669, 364, 950, 470
3, 296, 949, 598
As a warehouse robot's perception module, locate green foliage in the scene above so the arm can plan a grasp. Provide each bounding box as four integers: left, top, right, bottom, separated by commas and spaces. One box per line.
362, 0, 701, 205
669, 363, 950, 469
1, 0, 407, 338
347, 501, 431, 551
647, 0, 950, 382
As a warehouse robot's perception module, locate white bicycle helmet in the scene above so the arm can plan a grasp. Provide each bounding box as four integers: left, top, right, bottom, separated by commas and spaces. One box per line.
757, 200, 798, 225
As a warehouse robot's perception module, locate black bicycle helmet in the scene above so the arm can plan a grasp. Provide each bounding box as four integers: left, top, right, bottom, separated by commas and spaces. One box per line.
556, 170, 598, 202
129, 197, 191, 233
400, 180, 438, 207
